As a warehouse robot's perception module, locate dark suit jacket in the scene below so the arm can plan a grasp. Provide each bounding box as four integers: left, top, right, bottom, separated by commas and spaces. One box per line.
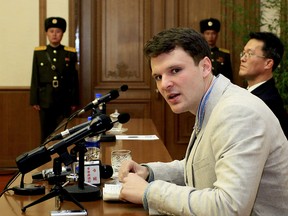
251, 78, 288, 138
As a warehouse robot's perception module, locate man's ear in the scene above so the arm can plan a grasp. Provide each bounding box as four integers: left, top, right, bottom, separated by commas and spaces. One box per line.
264, 58, 274, 70
201, 56, 212, 78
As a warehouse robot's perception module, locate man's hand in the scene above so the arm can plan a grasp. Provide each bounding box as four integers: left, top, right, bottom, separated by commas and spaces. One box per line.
118, 160, 150, 204
119, 173, 148, 204
118, 160, 149, 181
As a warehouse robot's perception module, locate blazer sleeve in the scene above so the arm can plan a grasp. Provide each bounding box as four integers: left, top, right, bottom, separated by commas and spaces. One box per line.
146, 159, 186, 185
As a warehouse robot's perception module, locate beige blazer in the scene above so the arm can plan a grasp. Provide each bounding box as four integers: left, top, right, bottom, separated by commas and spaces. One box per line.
145, 75, 288, 215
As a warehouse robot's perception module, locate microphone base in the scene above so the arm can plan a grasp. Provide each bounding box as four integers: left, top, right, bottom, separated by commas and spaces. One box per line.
13, 183, 45, 195
64, 185, 102, 201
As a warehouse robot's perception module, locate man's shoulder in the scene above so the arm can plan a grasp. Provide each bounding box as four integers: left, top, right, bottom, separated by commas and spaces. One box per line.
252, 81, 283, 101
218, 48, 230, 54
64, 46, 77, 53
34, 46, 47, 51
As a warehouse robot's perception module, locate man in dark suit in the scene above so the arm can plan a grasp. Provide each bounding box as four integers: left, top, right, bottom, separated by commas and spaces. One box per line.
200, 18, 233, 81
239, 31, 288, 138
30, 17, 80, 144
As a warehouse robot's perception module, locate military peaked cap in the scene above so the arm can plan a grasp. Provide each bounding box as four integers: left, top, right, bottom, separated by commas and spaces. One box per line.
45, 17, 66, 32
199, 18, 221, 33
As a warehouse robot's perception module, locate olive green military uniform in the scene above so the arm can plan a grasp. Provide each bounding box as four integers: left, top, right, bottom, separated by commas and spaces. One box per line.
30, 44, 79, 143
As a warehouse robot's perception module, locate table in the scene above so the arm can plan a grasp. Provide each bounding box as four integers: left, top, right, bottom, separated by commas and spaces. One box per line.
0, 118, 172, 215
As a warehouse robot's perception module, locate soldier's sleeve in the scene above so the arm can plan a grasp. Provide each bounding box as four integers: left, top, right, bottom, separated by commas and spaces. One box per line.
30, 50, 40, 105
219, 48, 233, 82
65, 46, 80, 105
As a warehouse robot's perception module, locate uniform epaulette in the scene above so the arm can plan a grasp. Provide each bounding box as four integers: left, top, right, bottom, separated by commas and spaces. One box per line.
64, 46, 76, 53
34, 46, 47, 51
219, 48, 230, 54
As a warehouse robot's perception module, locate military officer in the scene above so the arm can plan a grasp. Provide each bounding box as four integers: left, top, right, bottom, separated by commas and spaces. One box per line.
200, 18, 233, 81
30, 17, 80, 144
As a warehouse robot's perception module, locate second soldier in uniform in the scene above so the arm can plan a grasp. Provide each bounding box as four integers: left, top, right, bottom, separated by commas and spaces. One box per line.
30, 17, 80, 144
200, 18, 233, 81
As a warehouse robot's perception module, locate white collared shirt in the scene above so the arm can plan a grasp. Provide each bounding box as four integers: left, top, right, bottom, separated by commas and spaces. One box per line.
247, 81, 267, 92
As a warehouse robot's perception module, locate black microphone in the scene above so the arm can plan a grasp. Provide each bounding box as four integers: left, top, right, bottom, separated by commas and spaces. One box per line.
112, 112, 130, 125
77, 85, 129, 116
99, 112, 130, 142
16, 114, 113, 174
100, 164, 113, 179
50, 121, 91, 141
51, 112, 130, 141
119, 84, 128, 92
48, 114, 113, 155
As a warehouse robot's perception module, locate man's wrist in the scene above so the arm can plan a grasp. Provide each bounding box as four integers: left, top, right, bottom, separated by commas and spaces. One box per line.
141, 164, 154, 182
142, 182, 153, 211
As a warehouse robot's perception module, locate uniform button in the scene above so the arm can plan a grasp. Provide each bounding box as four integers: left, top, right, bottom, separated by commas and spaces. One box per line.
211, 59, 215, 62
40, 62, 44, 66
53, 50, 57, 54
53, 58, 57, 62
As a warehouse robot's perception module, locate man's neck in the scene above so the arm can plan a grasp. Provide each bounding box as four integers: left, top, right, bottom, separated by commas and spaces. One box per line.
247, 74, 273, 88
49, 43, 61, 48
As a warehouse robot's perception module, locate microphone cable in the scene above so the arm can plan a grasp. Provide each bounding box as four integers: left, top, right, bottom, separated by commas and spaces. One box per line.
0, 170, 21, 197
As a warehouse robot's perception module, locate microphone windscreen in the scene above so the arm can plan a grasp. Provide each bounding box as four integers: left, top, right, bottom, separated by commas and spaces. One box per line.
120, 84, 128, 92
109, 89, 119, 100
90, 114, 113, 132
118, 113, 130, 124
100, 164, 113, 179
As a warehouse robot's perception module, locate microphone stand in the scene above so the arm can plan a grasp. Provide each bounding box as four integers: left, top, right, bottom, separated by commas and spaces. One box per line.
21, 157, 85, 212
64, 140, 102, 201
12, 172, 45, 196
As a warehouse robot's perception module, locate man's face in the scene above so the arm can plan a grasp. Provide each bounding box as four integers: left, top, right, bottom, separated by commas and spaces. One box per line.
46, 28, 64, 46
202, 30, 218, 47
151, 47, 211, 115
239, 39, 268, 81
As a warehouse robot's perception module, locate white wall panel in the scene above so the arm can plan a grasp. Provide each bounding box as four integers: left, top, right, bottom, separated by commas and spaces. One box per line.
0, 0, 69, 87
0, 0, 39, 86
47, 0, 69, 45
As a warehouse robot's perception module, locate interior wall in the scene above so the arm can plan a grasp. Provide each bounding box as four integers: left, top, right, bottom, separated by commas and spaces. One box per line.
0, 0, 69, 87
0, 1, 38, 87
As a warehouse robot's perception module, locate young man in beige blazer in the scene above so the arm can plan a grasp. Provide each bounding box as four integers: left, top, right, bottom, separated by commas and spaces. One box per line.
118, 27, 288, 215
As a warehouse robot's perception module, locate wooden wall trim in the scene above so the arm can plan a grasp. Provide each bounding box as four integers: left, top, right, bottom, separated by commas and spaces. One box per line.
79, 0, 93, 108
39, 0, 46, 46
69, 0, 77, 47
0, 87, 30, 90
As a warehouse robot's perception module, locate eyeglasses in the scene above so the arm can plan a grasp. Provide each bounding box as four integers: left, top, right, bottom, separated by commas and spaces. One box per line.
240, 51, 266, 59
